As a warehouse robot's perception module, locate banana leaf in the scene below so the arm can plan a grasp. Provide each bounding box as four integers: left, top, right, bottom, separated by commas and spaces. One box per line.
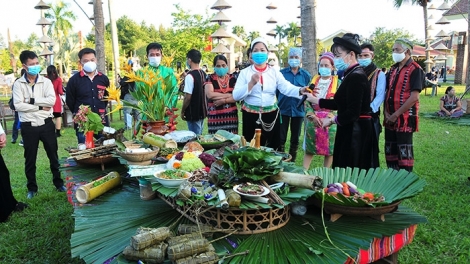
310, 167, 426, 207
64, 161, 426, 264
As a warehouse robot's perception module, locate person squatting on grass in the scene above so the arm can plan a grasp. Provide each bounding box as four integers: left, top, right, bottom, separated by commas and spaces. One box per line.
384, 39, 425, 172
0, 123, 28, 222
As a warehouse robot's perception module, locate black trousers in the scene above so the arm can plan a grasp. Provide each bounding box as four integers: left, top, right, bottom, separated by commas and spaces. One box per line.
279, 115, 303, 149
384, 129, 414, 172
0, 153, 17, 222
242, 109, 281, 150
21, 118, 63, 192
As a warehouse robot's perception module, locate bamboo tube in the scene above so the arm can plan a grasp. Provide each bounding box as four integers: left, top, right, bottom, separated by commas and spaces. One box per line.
175, 251, 219, 264
122, 243, 167, 264
131, 227, 171, 251
167, 238, 209, 261
75, 171, 121, 203
271, 172, 323, 190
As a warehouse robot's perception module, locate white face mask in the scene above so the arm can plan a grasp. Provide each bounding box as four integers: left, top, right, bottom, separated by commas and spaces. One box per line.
83, 61, 97, 73
148, 56, 161, 67
392, 51, 406, 63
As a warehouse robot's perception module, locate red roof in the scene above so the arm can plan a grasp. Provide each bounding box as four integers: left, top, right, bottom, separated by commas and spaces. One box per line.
411, 45, 442, 57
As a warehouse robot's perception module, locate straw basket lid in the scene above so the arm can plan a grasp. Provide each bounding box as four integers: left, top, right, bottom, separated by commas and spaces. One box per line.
117, 147, 159, 162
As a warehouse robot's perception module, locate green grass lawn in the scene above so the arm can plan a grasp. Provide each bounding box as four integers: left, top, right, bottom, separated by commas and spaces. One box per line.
1, 84, 470, 263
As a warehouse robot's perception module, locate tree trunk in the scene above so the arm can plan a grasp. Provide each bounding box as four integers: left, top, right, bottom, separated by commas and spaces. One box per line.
94, 0, 106, 73
108, 0, 120, 85
423, 1, 430, 73
7, 28, 17, 75
466, 0, 470, 91
300, 0, 317, 76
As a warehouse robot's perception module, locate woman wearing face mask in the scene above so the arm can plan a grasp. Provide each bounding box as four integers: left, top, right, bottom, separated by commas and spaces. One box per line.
205, 54, 238, 134
233, 37, 309, 150
302, 52, 339, 169
303, 33, 379, 170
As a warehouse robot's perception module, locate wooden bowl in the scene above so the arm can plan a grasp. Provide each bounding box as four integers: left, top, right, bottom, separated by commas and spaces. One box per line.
116, 148, 159, 162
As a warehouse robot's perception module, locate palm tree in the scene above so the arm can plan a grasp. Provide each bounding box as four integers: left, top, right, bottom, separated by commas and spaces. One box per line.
392, 0, 441, 73
247, 31, 260, 43
273, 25, 286, 47
45, 0, 77, 77
232, 25, 247, 39
94, 0, 106, 73
300, 0, 318, 76
286, 22, 301, 46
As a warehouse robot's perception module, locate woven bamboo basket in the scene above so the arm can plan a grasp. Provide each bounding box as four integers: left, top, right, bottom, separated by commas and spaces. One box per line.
158, 195, 290, 235
116, 148, 159, 162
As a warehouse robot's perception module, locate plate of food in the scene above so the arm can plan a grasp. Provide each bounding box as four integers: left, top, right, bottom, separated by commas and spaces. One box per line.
233, 183, 270, 198
154, 169, 192, 188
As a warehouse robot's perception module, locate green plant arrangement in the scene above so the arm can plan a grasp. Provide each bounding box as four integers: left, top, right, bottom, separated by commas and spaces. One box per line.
73, 104, 105, 133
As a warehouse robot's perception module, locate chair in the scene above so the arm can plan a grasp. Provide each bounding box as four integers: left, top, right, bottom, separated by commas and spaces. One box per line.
0, 101, 15, 134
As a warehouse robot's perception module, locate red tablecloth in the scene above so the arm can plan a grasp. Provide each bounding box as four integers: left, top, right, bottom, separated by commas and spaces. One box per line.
345, 224, 418, 264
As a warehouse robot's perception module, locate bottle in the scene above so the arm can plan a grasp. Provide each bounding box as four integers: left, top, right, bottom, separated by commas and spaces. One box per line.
254, 129, 261, 149
138, 178, 156, 201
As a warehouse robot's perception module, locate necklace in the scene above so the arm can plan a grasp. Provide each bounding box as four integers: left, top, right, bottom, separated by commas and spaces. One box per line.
217, 75, 229, 93
256, 109, 280, 132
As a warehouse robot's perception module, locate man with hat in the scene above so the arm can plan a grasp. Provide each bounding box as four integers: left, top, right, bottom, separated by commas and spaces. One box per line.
384, 38, 424, 172
278, 47, 312, 162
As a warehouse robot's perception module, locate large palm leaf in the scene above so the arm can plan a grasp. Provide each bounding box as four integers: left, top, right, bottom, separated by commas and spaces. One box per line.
65, 162, 426, 263
310, 167, 426, 207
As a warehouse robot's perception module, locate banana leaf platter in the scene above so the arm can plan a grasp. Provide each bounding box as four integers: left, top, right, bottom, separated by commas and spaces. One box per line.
311, 167, 426, 208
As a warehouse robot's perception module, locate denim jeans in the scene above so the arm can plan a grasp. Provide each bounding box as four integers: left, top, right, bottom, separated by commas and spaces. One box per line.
186, 119, 204, 135
123, 93, 140, 129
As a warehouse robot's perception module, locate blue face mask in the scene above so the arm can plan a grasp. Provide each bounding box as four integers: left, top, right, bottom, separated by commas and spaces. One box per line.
318, 67, 331, 77
27, 65, 42, 76
334, 56, 349, 71
358, 58, 372, 67
288, 59, 301, 68
214, 67, 228, 77
252, 52, 268, 65
186, 60, 191, 69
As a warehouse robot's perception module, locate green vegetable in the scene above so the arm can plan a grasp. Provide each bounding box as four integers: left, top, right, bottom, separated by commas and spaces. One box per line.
180, 157, 205, 172
222, 147, 283, 181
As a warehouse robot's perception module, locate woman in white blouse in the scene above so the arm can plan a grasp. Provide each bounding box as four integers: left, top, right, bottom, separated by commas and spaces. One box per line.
233, 37, 308, 150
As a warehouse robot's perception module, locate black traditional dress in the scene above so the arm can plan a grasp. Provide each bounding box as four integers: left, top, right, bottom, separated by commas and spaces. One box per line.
206, 74, 238, 134
0, 154, 19, 222
318, 64, 379, 170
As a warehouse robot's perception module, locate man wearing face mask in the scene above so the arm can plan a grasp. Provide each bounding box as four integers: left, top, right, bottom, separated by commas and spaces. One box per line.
66, 48, 110, 144
13, 50, 67, 199
278, 47, 312, 162
124, 43, 178, 132
384, 38, 424, 172
358, 43, 386, 142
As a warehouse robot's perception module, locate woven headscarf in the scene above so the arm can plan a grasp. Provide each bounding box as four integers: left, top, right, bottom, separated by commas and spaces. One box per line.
395, 38, 413, 50
288, 47, 302, 58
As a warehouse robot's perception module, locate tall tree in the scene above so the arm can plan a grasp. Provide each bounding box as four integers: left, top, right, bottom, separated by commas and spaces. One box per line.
94, 0, 106, 73
247, 31, 260, 43
45, 0, 77, 77
274, 25, 286, 47
232, 25, 247, 40
300, 0, 318, 76
285, 22, 301, 46
369, 27, 415, 69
